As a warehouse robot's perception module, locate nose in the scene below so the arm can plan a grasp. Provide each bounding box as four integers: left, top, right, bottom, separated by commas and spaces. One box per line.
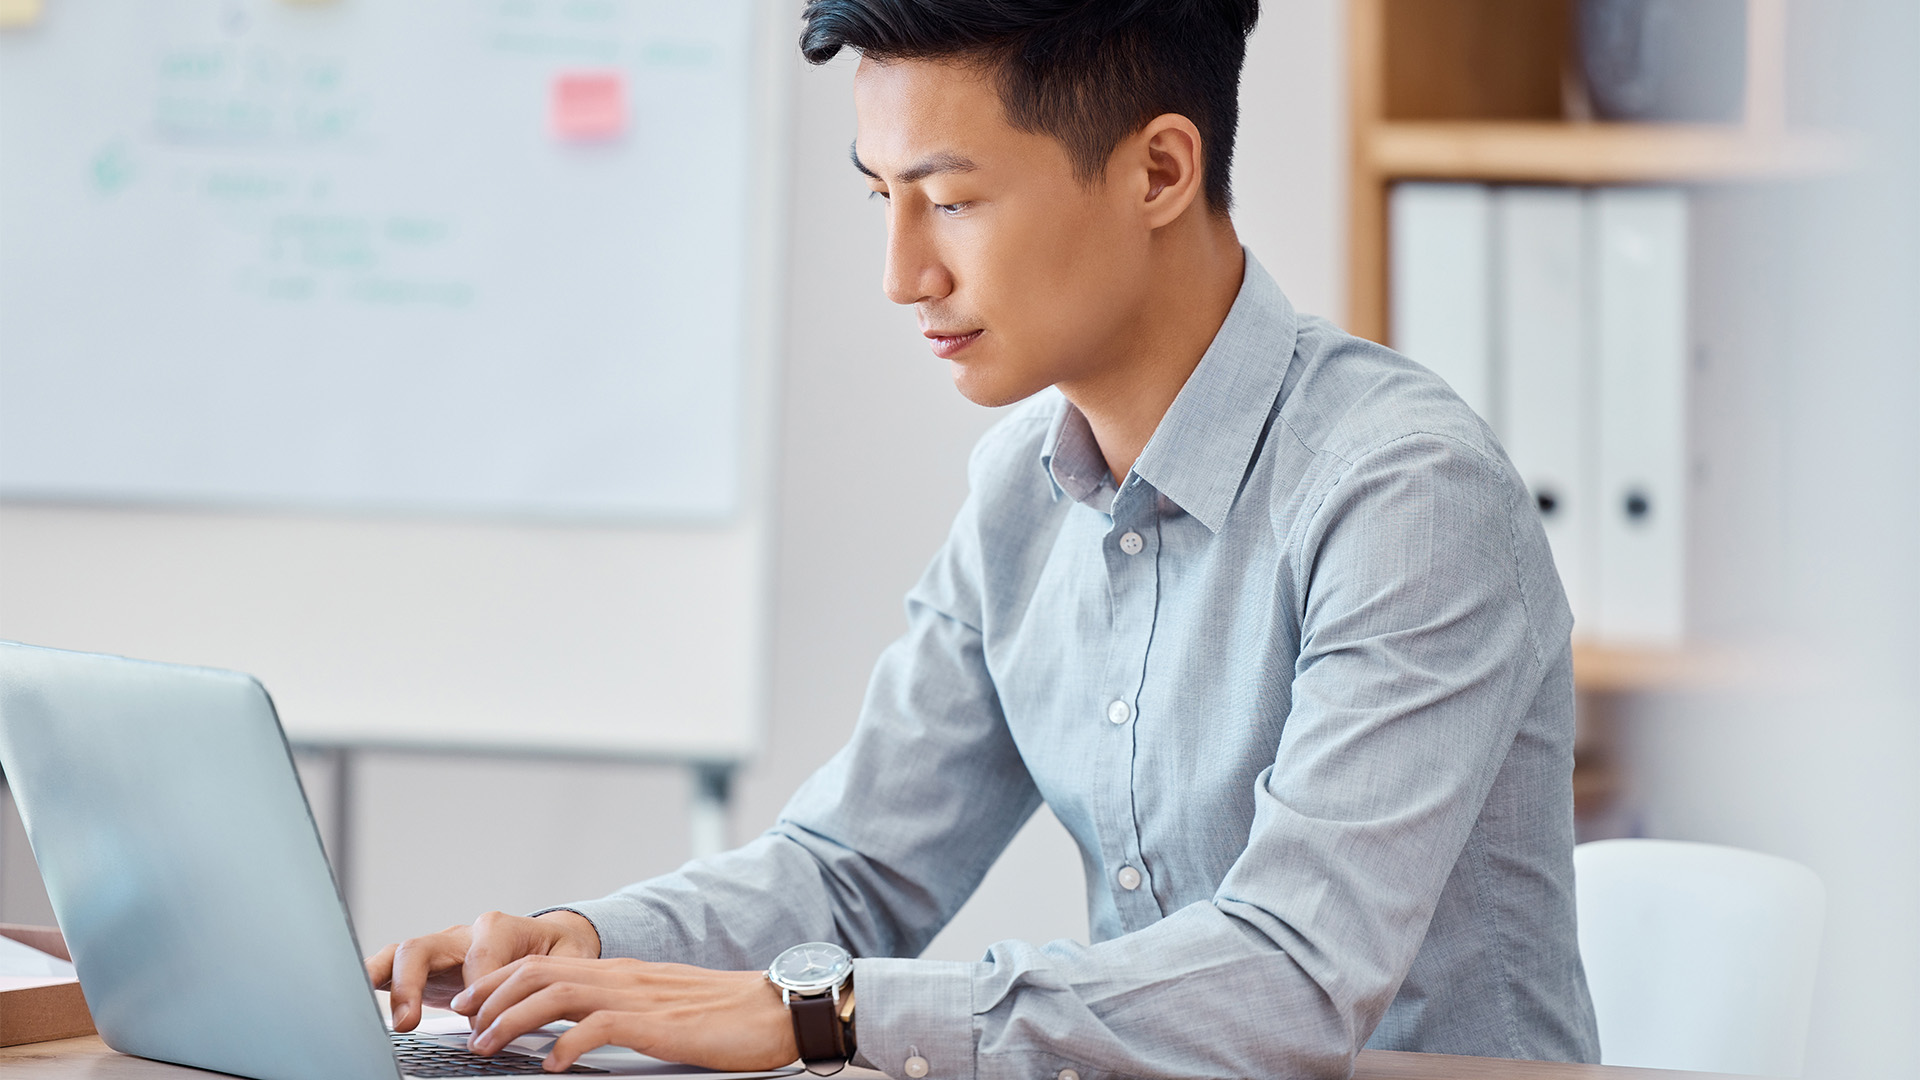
882, 204, 953, 307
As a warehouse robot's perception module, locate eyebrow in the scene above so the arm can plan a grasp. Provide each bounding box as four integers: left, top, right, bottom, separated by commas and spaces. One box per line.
849, 141, 979, 185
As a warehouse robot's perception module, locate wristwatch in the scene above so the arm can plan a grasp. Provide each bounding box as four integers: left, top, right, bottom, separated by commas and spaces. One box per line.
767, 941, 856, 1075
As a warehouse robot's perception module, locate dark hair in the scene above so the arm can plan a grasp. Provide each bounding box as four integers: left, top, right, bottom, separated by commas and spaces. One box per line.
799, 0, 1259, 213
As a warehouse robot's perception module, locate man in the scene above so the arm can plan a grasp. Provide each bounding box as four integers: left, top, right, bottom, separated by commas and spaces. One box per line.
369, 2, 1600, 1076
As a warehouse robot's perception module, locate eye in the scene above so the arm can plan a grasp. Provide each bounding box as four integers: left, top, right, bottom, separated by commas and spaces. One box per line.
935, 202, 967, 216
867, 189, 890, 202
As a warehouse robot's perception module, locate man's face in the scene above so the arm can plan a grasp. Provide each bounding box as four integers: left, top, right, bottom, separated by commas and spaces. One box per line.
852, 57, 1156, 407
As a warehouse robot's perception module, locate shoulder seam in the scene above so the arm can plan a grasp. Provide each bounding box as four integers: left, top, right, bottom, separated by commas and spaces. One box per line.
1287, 430, 1533, 667
1295, 424, 1502, 475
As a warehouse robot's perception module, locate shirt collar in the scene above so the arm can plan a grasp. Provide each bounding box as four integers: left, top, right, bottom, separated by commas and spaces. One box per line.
1037, 251, 1298, 531
1040, 398, 1118, 509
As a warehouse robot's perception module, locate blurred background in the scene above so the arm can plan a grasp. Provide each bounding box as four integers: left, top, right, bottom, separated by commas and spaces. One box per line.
0, 2, 1913, 1077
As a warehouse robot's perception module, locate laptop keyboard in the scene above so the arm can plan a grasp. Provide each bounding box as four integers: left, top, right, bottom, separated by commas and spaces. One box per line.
391, 1030, 610, 1076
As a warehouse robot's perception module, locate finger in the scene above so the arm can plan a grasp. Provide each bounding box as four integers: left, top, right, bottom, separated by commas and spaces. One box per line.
456, 955, 536, 1032
471, 982, 606, 1056
388, 932, 464, 1031
388, 941, 436, 1031
544, 1012, 637, 1073
455, 955, 633, 1025
463, 956, 616, 1035
454, 954, 542, 1026
365, 943, 399, 991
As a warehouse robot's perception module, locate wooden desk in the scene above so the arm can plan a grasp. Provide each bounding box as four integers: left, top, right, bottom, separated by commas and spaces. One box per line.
0, 1035, 1749, 1079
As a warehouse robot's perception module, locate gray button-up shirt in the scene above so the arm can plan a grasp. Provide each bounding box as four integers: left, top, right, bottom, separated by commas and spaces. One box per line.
559, 254, 1600, 1078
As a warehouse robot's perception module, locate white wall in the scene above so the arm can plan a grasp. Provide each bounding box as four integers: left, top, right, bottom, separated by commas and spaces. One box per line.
1232, 0, 1347, 321
1611, 180, 1920, 1077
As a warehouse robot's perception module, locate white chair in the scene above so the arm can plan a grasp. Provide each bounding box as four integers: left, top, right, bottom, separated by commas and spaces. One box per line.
1574, 839, 1825, 1077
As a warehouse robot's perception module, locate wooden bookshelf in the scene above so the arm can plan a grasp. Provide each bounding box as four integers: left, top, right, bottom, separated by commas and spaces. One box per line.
1345, 0, 1857, 696
1347, 0, 1860, 348
1572, 643, 1717, 694
1365, 121, 1858, 187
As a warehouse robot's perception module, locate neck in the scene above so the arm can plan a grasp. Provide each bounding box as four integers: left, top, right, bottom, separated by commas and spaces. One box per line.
1056, 213, 1245, 487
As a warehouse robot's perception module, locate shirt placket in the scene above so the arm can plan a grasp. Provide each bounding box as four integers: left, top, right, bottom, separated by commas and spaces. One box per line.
1095, 476, 1163, 930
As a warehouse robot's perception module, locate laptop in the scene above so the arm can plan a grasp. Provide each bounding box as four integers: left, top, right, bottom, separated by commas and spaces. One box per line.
0, 640, 799, 1080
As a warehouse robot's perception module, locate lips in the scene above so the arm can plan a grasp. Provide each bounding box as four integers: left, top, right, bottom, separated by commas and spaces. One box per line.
924, 329, 983, 359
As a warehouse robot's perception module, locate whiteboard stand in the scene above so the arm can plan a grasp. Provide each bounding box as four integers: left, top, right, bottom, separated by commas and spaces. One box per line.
688, 762, 734, 863
293, 742, 738, 912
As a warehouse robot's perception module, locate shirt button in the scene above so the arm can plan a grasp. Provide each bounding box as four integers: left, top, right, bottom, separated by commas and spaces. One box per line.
1117, 865, 1143, 891
904, 1056, 930, 1078
1058, 1070, 1082, 1080
1106, 699, 1131, 725
1119, 531, 1144, 555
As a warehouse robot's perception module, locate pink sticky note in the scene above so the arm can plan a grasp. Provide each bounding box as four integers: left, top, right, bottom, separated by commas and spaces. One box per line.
550, 72, 627, 141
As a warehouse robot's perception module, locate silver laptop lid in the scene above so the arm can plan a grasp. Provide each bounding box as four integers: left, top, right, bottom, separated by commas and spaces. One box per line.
0, 640, 399, 1080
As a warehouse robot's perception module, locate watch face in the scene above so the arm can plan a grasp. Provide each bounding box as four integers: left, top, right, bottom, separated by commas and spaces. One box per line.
769, 942, 853, 994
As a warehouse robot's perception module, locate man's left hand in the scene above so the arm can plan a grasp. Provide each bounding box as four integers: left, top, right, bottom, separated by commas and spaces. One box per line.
449, 955, 799, 1073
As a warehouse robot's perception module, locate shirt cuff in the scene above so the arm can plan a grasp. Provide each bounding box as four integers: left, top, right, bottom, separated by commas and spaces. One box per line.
525, 900, 669, 960
851, 958, 979, 1080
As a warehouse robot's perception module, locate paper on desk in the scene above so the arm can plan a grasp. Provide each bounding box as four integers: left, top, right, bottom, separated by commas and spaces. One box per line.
0, 974, 78, 992
0, 933, 75, 978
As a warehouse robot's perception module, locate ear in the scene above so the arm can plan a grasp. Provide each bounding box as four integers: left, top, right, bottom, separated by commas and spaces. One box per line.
1127, 114, 1205, 229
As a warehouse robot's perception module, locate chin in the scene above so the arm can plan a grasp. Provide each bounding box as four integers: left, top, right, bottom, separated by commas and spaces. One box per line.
950, 362, 1048, 409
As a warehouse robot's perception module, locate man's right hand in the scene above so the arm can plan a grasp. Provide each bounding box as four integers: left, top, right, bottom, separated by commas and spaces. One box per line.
365, 910, 602, 1032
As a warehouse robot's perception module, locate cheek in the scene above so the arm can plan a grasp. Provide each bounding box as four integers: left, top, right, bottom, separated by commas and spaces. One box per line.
974, 203, 1140, 347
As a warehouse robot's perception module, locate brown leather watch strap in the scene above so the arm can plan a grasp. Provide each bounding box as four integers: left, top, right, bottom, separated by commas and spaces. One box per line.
789, 992, 849, 1075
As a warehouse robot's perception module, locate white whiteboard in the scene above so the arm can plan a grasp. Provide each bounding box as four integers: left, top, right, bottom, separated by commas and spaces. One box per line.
0, 0, 787, 761
0, 0, 756, 519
